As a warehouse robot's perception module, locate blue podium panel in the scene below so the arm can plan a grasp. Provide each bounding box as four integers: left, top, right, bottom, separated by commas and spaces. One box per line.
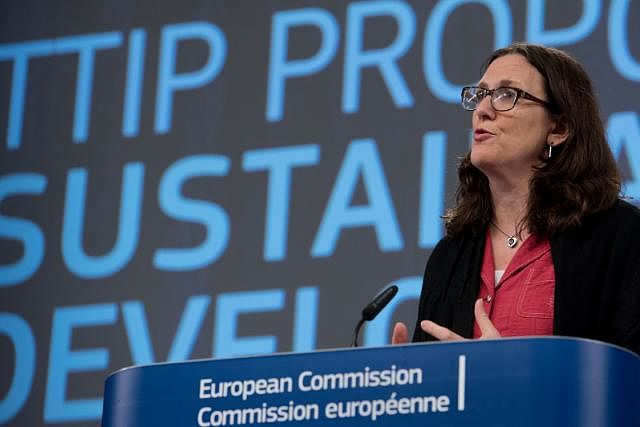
102, 337, 640, 427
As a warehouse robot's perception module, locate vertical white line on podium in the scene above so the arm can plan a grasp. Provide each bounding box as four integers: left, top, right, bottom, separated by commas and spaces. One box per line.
457, 355, 466, 411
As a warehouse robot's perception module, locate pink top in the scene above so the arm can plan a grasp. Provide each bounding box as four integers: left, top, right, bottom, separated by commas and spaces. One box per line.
473, 229, 555, 338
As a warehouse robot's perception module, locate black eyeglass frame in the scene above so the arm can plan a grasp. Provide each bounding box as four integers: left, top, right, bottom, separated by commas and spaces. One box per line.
461, 86, 552, 112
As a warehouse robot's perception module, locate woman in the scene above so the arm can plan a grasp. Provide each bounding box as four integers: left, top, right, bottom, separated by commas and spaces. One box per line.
393, 43, 640, 354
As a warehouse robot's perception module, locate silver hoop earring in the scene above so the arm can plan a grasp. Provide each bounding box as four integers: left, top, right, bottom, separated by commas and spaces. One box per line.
547, 144, 553, 159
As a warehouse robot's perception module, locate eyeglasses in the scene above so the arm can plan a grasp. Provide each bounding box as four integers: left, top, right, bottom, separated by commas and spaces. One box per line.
461, 86, 552, 112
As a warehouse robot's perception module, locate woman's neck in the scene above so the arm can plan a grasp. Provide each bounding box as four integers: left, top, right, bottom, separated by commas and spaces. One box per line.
489, 177, 530, 233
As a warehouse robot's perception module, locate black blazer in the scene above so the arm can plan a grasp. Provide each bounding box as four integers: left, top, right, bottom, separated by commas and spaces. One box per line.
412, 200, 640, 354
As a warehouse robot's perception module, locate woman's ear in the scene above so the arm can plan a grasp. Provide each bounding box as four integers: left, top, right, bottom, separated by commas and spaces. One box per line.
547, 118, 570, 146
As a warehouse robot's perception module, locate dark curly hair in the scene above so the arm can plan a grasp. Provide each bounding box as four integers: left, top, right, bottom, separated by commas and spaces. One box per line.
444, 43, 621, 238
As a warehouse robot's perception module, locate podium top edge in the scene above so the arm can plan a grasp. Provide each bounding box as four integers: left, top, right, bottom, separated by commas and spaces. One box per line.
105, 335, 639, 381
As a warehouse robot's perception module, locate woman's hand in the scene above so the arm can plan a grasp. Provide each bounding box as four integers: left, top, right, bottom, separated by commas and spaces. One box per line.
391, 299, 500, 344
419, 299, 501, 341
471, 298, 501, 338
391, 322, 409, 344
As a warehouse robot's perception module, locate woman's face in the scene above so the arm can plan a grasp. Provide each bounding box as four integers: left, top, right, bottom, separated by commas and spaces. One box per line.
470, 54, 555, 181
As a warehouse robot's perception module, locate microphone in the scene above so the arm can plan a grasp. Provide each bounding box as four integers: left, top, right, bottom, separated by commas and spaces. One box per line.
351, 285, 398, 347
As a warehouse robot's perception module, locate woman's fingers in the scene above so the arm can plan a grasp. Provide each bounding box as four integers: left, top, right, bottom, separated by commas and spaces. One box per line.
391, 322, 409, 344
474, 299, 501, 338
417, 300, 501, 342
420, 320, 464, 341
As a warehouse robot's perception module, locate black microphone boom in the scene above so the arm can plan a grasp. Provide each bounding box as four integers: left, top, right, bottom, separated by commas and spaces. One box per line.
361, 285, 398, 320
351, 285, 398, 347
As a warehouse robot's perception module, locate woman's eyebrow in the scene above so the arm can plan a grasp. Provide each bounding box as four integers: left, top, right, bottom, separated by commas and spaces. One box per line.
477, 79, 518, 88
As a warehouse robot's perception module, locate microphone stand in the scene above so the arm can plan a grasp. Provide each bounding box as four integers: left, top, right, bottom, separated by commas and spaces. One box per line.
351, 285, 398, 347
351, 318, 366, 347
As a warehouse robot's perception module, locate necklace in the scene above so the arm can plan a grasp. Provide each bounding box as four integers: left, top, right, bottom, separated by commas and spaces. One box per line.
491, 222, 519, 248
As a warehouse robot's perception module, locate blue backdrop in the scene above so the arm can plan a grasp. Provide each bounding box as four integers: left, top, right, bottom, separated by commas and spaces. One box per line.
1, 0, 639, 425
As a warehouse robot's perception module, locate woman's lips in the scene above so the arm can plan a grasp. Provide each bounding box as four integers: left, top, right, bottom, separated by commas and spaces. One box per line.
473, 129, 495, 142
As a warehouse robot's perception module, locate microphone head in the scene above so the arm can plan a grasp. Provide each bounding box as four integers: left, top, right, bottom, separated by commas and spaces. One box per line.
361, 285, 398, 321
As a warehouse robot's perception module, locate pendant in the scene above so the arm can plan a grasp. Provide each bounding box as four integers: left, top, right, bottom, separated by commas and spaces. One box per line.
506, 236, 518, 248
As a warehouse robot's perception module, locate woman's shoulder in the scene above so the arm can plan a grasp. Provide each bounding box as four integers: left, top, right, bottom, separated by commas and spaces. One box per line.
590, 198, 640, 229
561, 198, 640, 242
427, 229, 485, 268
432, 229, 481, 251
611, 198, 640, 217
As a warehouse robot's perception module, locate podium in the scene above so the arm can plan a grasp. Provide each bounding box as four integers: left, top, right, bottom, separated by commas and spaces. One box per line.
102, 337, 639, 426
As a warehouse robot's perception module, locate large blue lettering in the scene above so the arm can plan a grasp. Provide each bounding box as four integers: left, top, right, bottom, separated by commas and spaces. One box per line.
0, 40, 54, 150
62, 163, 144, 279
608, 0, 640, 82
419, 131, 446, 248
0, 32, 121, 147
122, 29, 147, 137
214, 289, 285, 357
292, 286, 319, 351
164, 295, 211, 361
526, 0, 600, 46
0, 173, 46, 286
55, 32, 123, 142
44, 304, 118, 422
342, 0, 415, 113
608, 111, 640, 199
0, 313, 35, 424
243, 145, 320, 261
155, 22, 227, 134
153, 154, 230, 271
424, 0, 511, 103
121, 301, 155, 364
266, 8, 339, 121
122, 296, 211, 364
311, 139, 403, 257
